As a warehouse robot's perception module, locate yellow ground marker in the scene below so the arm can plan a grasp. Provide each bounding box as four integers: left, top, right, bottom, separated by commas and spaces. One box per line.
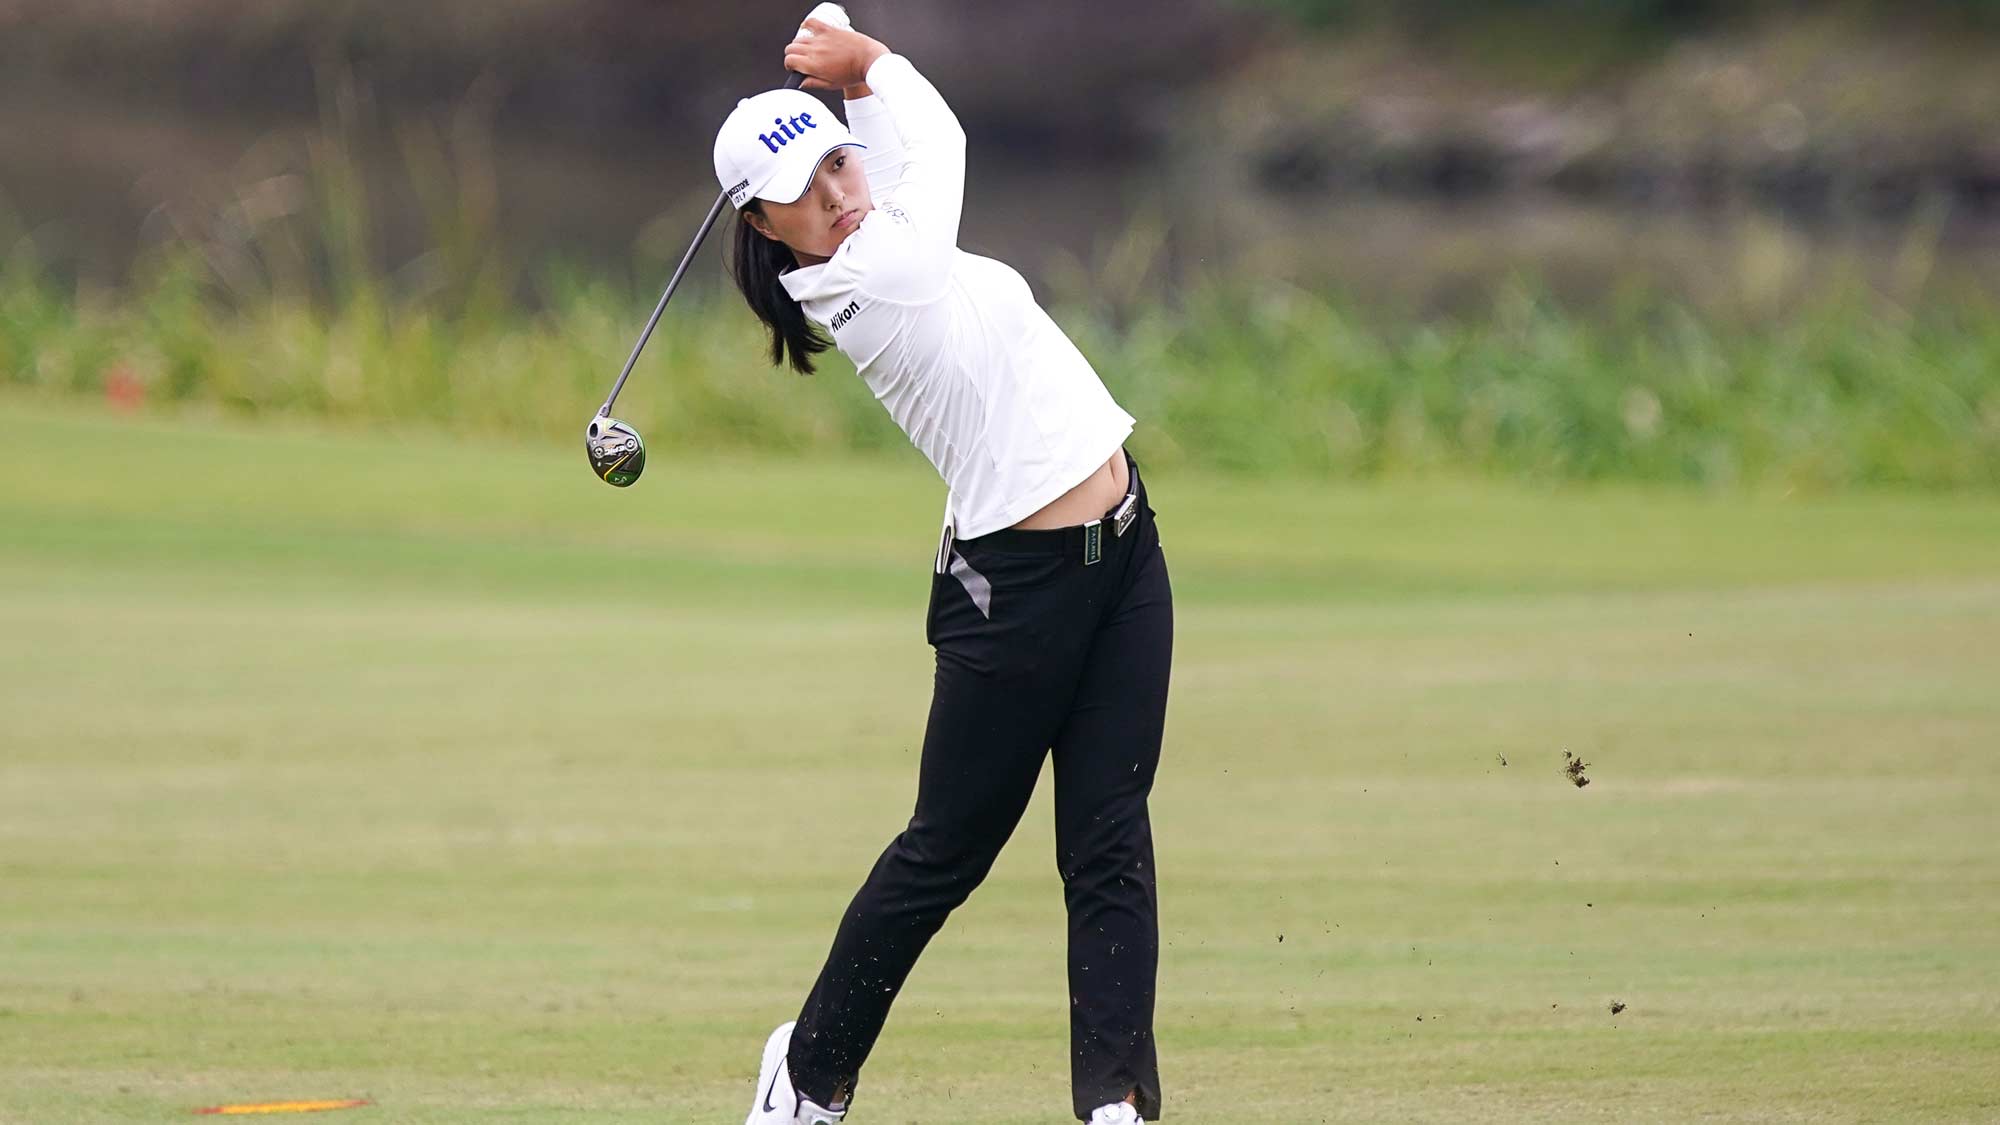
194, 1099, 369, 1115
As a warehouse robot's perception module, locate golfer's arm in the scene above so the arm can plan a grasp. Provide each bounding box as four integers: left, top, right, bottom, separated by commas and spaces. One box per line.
843, 88, 907, 199
860, 53, 965, 246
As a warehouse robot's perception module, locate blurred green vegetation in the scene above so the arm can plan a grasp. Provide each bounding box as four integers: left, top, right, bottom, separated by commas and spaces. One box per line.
7, 243, 1996, 490
2, 61, 1995, 495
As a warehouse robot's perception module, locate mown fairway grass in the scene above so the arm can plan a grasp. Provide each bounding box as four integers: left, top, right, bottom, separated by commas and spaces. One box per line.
3, 397, 1998, 1123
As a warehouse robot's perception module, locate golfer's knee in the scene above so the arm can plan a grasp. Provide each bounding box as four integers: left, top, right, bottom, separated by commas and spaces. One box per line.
1056, 816, 1152, 893
886, 823, 1003, 901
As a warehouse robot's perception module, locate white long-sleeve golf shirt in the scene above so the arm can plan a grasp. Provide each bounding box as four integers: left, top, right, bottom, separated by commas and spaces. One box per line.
779, 53, 1135, 540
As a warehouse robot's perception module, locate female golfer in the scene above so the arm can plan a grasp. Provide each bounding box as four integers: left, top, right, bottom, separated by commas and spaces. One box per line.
718, 17, 1170, 1125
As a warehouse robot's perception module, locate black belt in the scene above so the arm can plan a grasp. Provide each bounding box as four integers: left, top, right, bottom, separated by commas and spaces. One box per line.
938, 474, 1140, 571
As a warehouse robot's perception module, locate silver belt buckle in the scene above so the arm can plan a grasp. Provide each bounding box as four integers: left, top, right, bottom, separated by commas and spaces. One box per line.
1084, 491, 1138, 566
1110, 492, 1139, 537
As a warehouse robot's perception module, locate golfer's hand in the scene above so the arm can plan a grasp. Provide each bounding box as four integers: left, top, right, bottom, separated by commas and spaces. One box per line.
785, 19, 889, 92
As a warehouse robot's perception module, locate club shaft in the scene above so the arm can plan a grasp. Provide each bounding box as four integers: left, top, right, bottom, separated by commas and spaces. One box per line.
600, 190, 729, 416
598, 70, 811, 418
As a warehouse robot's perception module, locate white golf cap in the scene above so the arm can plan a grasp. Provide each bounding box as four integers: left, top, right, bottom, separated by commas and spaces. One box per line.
713, 89, 865, 210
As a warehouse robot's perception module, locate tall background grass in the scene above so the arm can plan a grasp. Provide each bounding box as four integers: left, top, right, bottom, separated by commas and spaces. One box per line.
2, 69, 1996, 492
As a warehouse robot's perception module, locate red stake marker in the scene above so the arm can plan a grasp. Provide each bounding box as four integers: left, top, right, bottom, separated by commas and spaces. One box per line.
194, 1099, 370, 1115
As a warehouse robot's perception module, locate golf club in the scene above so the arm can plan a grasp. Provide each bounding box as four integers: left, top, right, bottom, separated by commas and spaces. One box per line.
587, 3, 851, 487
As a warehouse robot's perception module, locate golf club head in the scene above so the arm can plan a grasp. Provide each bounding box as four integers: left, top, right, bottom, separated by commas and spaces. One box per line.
586, 415, 646, 487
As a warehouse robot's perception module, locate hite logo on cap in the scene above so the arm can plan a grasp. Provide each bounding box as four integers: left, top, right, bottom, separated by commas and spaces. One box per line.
759, 112, 820, 153
715, 88, 863, 209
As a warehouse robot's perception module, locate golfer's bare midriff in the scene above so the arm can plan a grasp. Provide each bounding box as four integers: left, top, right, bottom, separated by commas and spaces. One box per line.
1010, 448, 1129, 531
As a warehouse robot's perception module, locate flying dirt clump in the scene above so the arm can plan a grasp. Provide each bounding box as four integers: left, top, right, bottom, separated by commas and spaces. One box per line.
1563, 750, 1592, 788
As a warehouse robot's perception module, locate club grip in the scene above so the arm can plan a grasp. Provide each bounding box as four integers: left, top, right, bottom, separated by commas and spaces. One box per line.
786, 5, 850, 90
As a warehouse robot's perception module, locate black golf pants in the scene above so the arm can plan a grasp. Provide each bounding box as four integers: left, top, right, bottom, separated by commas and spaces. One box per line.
788, 455, 1171, 1122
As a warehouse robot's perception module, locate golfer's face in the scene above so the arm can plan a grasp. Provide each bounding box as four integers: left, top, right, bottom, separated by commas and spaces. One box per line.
759, 148, 873, 260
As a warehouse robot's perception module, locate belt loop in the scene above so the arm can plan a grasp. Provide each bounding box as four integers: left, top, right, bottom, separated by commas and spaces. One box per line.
935, 520, 955, 575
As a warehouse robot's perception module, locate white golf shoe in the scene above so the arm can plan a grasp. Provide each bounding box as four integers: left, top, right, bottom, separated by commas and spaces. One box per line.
744, 1021, 845, 1125
1087, 1102, 1143, 1125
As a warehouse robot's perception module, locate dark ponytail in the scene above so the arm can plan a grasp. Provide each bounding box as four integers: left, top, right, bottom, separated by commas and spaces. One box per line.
728, 202, 830, 376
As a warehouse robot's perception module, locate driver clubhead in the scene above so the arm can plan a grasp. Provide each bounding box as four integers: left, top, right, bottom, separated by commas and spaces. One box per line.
586, 416, 646, 487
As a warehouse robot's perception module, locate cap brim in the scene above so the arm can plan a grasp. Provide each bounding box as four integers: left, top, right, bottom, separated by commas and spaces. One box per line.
753, 140, 867, 206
